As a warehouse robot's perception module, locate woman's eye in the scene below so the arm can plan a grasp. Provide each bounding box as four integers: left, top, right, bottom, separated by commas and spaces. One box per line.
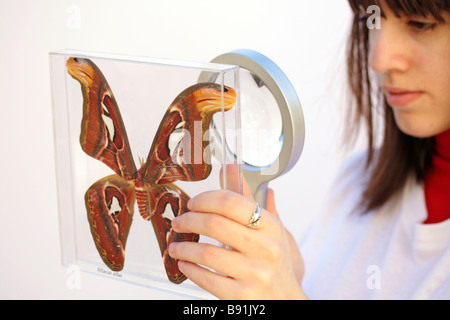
408, 20, 438, 32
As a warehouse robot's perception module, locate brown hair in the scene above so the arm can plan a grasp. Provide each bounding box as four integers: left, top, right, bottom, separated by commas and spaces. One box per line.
346, 0, 449, 213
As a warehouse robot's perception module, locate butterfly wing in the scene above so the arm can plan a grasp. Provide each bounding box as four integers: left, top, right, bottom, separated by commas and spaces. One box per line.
142, 83, 236, 185
67, 57, 137, 180
85, 175, 136, 271
146, 183, 199, 284
67, 57, 138, 271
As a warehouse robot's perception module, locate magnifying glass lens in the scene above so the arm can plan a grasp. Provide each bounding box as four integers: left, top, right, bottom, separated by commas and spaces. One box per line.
239, 69, 283, 168
199, 49, 305, 206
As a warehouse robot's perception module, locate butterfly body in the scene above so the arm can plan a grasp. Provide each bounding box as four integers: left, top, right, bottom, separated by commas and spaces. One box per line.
134, 172, 152, 221
66, 57, 236, 284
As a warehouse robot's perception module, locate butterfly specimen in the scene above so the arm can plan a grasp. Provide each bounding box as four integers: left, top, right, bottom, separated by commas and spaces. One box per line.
66, 57, 236, 284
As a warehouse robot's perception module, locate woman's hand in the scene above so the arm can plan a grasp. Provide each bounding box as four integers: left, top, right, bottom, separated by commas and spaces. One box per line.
168, 189, 307, 300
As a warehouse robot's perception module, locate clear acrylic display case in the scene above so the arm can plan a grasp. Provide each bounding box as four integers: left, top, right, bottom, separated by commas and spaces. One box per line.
50, 50, 242, 298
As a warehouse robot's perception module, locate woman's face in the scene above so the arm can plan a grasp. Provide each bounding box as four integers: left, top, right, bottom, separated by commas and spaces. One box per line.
368, 1, 450, 138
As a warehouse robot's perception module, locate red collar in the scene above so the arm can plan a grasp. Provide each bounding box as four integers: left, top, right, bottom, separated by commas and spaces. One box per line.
434, 129, 450, 162
424, 129, 450, 224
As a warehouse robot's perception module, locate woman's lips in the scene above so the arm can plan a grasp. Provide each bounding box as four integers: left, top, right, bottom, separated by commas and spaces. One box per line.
385, 87, 423, 107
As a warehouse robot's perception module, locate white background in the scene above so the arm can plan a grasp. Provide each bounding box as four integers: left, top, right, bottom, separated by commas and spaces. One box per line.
0, 0, 359, 299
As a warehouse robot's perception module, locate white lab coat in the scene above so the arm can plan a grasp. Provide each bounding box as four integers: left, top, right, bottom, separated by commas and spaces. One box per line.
300, 152, 450, 300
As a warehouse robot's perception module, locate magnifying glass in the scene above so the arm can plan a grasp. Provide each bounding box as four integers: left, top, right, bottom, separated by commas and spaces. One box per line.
199, 49, 305, 208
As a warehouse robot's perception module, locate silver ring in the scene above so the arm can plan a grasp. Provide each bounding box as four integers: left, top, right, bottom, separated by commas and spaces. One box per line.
246, 202, 261, 227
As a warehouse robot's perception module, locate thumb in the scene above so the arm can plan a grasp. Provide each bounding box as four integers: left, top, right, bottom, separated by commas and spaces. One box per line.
219, 164, 254, 200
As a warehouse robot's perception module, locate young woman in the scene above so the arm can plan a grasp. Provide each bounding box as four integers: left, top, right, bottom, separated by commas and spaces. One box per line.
168, 0, 450, 299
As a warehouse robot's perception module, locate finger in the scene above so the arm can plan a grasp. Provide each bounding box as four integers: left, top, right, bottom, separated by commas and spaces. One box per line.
187, 190, 269, 228
177, 260, 239, 300
169, 241, 245, 280
172, 211, 258, 253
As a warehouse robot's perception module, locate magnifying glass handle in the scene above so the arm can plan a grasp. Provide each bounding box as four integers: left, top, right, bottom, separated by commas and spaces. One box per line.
253, 182, 268, 210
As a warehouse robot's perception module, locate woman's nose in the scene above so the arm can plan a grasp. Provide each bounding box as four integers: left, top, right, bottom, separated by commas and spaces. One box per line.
368, 21, 411, 74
